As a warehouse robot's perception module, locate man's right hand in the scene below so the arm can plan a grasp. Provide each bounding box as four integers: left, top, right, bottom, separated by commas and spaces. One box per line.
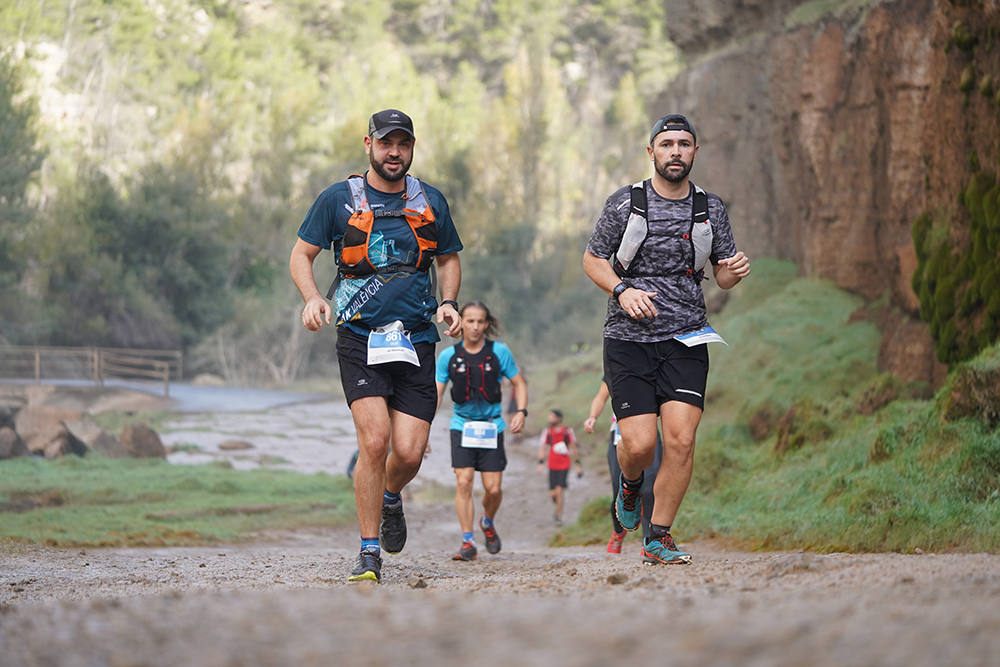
617, 287, 658, 319
301, 296, 331, 331
583, 416, 597, 433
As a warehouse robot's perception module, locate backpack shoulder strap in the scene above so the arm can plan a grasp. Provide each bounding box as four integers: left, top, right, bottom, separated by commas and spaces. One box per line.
691, 183, 709, 224
629, 180, 648, 219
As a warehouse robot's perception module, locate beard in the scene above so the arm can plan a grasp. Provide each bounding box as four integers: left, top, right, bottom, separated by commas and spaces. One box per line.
655, 157, 693, 183
369, 151, 411, 182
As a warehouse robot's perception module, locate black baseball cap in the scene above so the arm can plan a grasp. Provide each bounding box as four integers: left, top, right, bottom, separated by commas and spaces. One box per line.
649, 113, 697, 145
369, 109, 415, 139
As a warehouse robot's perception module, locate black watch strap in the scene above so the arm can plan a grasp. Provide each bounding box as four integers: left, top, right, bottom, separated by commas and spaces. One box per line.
441, 299, 459, 310
612, 282, 628, 299
517, 408, 528, 416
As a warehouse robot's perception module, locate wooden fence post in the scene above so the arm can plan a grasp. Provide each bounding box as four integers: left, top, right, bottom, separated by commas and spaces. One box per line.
34, 349, 40, 384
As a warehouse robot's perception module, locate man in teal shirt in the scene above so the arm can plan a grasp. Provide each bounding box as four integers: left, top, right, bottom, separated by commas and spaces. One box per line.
435, 301, 527, 561
290, 109, 463, 583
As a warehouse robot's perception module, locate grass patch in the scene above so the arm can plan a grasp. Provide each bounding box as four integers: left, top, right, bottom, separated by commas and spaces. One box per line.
0, 456, 354, 547
553, 259, 1000, 552
91, 410, 172, 434
785, 0, 878, 29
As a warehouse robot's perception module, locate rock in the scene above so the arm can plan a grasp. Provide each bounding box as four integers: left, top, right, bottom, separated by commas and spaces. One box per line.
191, 373, 226, 386
0, 397, 26, 430
119, 424, 167, 459
15, 406, 85, 453
65, 420, 129, 458
606, 572, 628, 585
407, 576, 428, 589
218, 440, 254, 451
0, 427, 29, 459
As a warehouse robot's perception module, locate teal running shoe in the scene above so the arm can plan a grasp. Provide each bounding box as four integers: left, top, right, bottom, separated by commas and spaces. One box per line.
614, 474, 642, 531
642, 532, 692, 565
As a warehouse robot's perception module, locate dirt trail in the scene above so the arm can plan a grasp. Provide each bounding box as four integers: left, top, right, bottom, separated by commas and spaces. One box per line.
3, 405, 1000, 666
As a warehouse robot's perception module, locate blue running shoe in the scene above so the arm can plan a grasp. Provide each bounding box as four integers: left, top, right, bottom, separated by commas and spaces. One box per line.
614, 474, 642, 531
642, 532, 692, 565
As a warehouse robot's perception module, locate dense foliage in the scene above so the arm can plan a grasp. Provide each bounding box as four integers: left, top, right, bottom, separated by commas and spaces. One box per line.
0, 0, 680, 381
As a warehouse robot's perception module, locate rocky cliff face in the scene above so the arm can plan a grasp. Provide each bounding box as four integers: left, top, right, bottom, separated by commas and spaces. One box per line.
659, 0, 1000, 383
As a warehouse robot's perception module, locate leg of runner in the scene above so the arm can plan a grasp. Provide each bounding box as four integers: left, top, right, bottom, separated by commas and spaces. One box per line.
553, 484, 565, 523
453, 467, 478, 561
480, 471, 503, 554
639, 438, 663, 542
379, 408, 431, 555
615, 414, 657, 531
350, 397, 392, 543
606, 440, 626, 553
643, 401, 701, 565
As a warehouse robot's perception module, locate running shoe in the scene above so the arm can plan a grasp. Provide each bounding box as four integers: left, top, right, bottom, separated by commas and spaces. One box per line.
452, 541, 478, 561
642, 532, 692, 565
606, 530, 626, 554
480, 518, 501, 555
379, 500, 407, 554
614, 475, 642, 531
347, 549, 382, 582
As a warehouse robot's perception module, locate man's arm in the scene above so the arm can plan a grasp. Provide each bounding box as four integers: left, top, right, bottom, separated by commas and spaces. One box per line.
537, 431, 548, 471
568, 428, 583, 476
435, 381, 447, 411
508, 373, 528, 434
584, 381, 610, 433
435, 252, 461, 337
582, 251, 659, 320
289, 238, 331, 331
713, 251, 751, 290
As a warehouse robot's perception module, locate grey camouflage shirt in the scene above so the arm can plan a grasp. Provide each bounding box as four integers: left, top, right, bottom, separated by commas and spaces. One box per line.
586, 181, 737, 343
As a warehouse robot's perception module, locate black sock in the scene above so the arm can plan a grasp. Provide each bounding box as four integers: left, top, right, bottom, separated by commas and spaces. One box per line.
622, 472, 644, 493
650, 523, 671, 538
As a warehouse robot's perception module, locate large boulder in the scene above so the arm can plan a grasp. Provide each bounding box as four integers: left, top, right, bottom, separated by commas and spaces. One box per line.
15, 405, 85, 452
0, 427, 29, 460
119, 423, 166, 458
14, 406, 88, 459
65, 420, 129, 458
0, 395, 27, 430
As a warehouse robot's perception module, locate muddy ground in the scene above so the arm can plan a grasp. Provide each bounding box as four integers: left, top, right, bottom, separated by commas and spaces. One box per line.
2, 394, 999, 666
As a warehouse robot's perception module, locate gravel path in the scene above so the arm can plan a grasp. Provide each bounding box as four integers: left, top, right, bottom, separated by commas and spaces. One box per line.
2, 397, 999, 666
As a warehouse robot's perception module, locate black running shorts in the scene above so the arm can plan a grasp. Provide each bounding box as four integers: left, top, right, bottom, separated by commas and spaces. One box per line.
450, 429, 507, 472
548, 468, 569, 489
604, 337, 709, 419
336, 327, 438, 423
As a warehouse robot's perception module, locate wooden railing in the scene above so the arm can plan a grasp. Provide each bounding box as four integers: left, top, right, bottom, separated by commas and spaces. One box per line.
0, 346, 183, 396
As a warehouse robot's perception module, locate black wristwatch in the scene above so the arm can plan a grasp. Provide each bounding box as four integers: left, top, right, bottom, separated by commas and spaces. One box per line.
441, 299, 459, 311
517, 408, 528, 416
612, 282, 628, 300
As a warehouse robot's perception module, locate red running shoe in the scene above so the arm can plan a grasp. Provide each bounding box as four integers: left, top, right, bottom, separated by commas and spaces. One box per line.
607, 530, 626, 554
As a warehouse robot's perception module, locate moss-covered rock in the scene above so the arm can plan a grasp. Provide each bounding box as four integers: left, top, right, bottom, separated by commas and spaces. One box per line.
912, 170, 1000, 363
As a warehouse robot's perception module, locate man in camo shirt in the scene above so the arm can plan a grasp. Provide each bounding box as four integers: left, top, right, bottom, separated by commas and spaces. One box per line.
582, 113, 751, 565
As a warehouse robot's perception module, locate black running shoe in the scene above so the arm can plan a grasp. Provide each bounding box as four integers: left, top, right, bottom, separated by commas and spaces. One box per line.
480, 518, 501, 555
380, 500, 407, 554
452, 541, 478, 561
347, 549, 382, 582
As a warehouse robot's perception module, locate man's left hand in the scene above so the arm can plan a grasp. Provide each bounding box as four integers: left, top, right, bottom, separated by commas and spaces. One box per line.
437, 303, 461, 337
509, 411, 525, 434
719, 252, 751, 278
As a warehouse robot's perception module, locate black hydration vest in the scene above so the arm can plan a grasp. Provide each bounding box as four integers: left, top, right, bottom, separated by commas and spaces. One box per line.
448, 340, 502, 404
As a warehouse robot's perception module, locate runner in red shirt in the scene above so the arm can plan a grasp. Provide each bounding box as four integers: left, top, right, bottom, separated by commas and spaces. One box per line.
537, 409, 583, 524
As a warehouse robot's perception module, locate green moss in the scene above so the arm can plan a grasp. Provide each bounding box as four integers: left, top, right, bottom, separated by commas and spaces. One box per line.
951, 20, 978, 52
960, 64, 977, 93
912, 169, 1000, 363
979, 74, 994, 97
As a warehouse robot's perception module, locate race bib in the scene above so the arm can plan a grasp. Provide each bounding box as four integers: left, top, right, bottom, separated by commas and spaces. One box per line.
461, 421, 499, 449
612, 420, 622, 447
674, 325, 728, 347
552, 441, 569, 456
367, 320, 420, 366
